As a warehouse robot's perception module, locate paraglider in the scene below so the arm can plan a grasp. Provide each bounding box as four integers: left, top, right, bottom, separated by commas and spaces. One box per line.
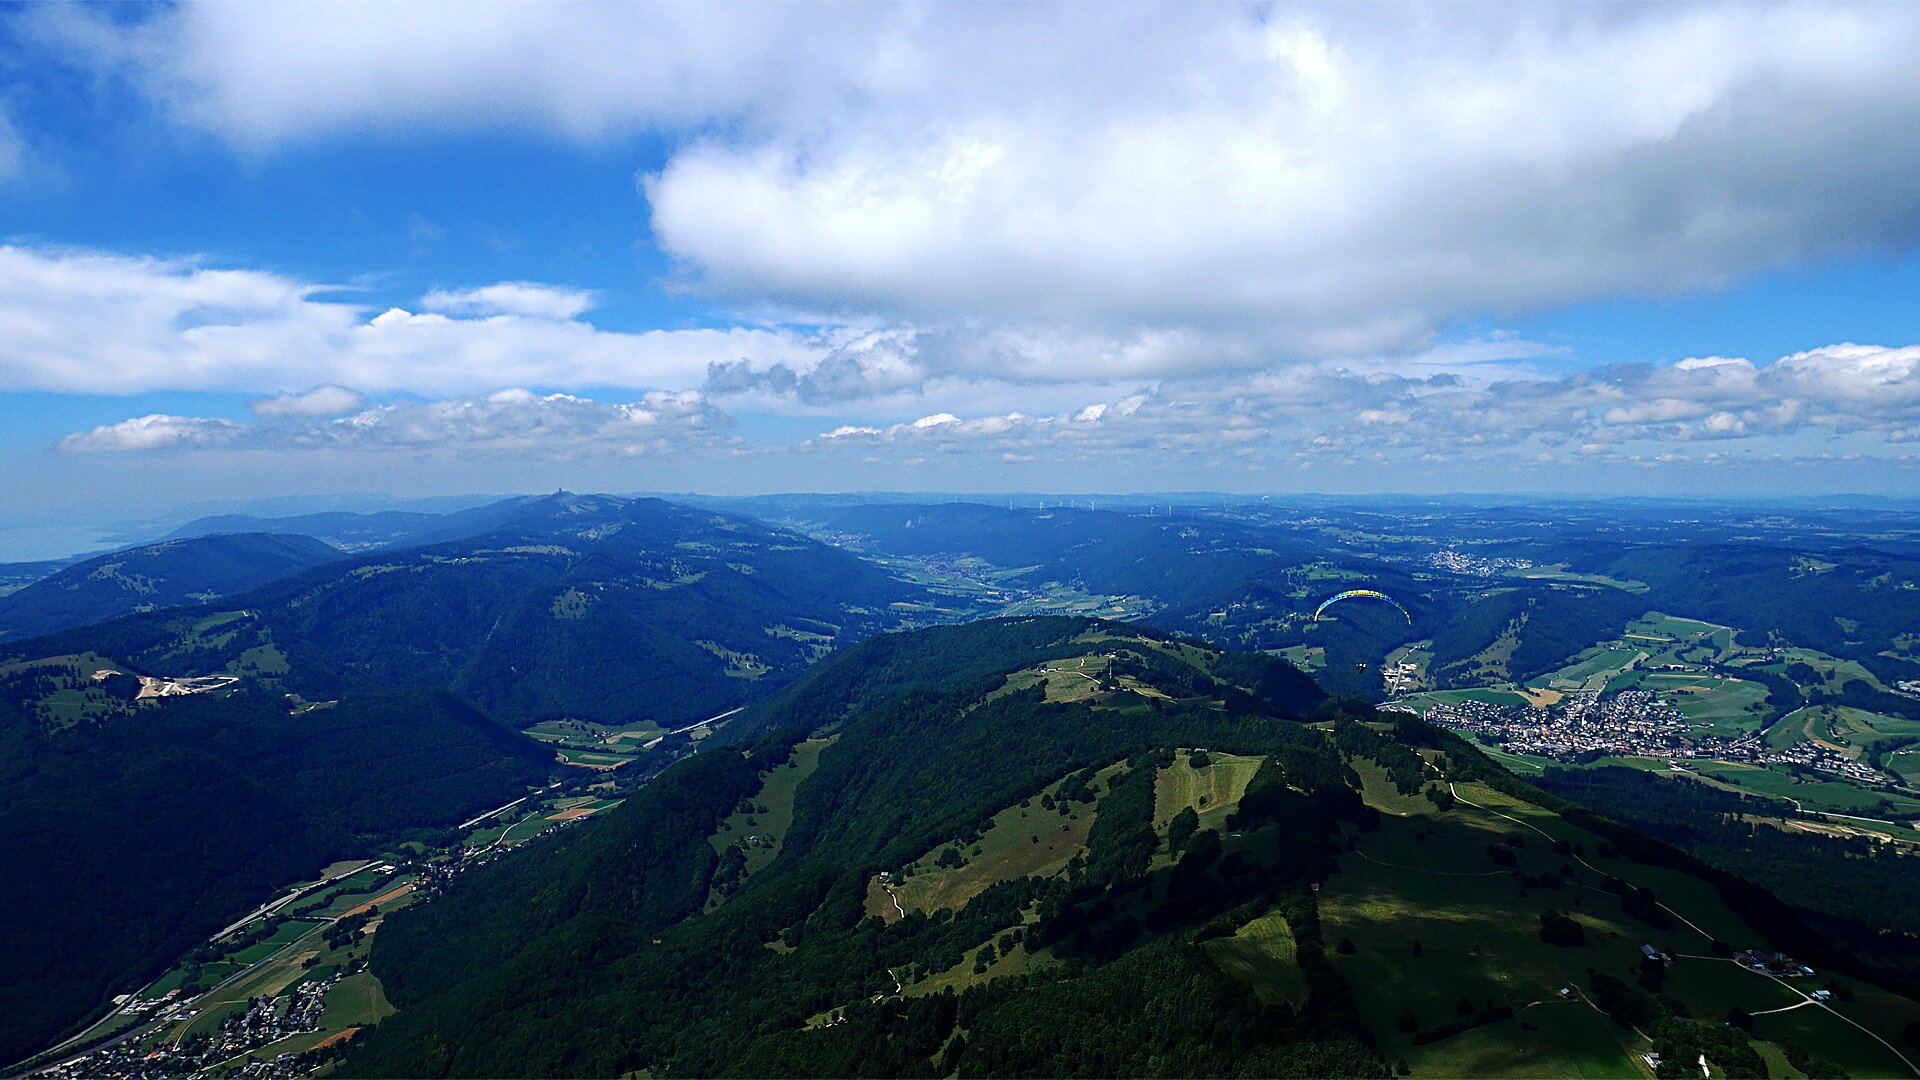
1313, 589, 1412, 624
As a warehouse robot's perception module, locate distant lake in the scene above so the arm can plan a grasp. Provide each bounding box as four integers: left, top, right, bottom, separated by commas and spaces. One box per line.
0, 522, 119, 563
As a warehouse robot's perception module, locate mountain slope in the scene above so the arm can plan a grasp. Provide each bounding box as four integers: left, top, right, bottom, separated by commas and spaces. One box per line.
0, 533, 341, 643
0, 680, 551, 1068
7, 495, 923, 728
342, 618, 1919, 1079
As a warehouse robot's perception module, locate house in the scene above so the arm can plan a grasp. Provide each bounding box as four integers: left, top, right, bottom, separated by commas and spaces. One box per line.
1812, 990, 1833, 1003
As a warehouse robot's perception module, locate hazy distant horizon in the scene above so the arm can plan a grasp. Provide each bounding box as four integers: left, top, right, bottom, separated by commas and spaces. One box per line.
10, 484, 1920, 564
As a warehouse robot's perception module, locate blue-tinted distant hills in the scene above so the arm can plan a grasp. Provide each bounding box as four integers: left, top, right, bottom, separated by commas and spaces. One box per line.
0, 533, 343, 643
8, 494, 927, 729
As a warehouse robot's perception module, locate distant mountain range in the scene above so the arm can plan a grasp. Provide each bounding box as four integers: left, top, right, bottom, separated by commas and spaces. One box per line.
0, 533, 343, 643
5, 492, 925, 729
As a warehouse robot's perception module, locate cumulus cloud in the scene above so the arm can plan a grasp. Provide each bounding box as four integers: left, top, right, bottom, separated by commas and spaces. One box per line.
39, 3, 1920, 363
249, 384, 366, 417
0, 245, 817, 395
59, 414, 243, 452
644, 2, 1920, 347
705, 331, 929, 405
790, 343, 1920, 470
62, 389, 723, 455
19, 5, 1920, 479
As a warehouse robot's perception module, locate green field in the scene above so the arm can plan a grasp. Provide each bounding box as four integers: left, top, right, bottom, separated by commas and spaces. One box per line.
226, 919, 313, 967
526, 717, 667, 751
293, 869, 413, 918
1321, 785, 1656, 1074
886, 763, 1122, 917
234, 972, 396, 1064
166, 923, 334, 1044
1201, 909, 1308, 1007
1537, 647, 1643, 692
1687, 760, 1920, 818
1392, 688, 1534, 713
1501, 566, 1649, 592
708, 736, 834, 903
1152, 750, 1263, 833
1278, 644, 1327, 673
1314, 776, 1920, 1077
1825, 706, 1920, 754
1645, 674, 1771, 732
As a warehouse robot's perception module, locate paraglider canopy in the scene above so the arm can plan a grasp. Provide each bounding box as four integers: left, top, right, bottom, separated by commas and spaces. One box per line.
1313, 589, 1412, 623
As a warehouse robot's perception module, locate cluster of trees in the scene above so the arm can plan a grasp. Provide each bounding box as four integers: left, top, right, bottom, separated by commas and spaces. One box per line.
1588, 973, 1780, 1078
1329, 715, 1427, 795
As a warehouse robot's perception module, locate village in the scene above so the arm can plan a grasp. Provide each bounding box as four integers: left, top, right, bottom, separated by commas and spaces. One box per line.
1405, 691, 1892, 789
1420, 549, 1535, 577
37, 972, 350, 1080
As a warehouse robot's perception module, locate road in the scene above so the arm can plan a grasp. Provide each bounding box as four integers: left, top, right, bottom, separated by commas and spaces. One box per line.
1448, 777, 1920, 1078
1448, 781, 1714, 941
662, 706, 745, 738
18, 917, 332, 1076
210, 859, 373, 941
14, 859, 377, 1074
459, 795, 527, 830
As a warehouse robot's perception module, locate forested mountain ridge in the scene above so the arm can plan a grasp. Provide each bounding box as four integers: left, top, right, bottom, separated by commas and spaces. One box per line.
0, 533, 342, 643
4, 494, 927, 730
342, 617, 1920, 1079
0, 681, 552, 1068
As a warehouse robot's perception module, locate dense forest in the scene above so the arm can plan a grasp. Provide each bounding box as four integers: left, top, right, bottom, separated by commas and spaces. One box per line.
345, 618, 1393, 1077
0, 682, 549, 1065
9, 494, 922, 729
0, 533, 342, 643
337, 616, 1908, 1078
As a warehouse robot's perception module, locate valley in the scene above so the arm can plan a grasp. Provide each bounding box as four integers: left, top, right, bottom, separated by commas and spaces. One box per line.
7, 494, 1920, 1079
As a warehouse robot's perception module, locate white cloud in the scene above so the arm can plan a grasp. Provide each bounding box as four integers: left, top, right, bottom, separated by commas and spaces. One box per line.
250, 384, 366, 417
62, 389, 722, 455
643, 4, 1920, 350
0, 245, 818, 396
419, 282, 594, 319
59, 414, 242, 452
42, 3, 1920, 365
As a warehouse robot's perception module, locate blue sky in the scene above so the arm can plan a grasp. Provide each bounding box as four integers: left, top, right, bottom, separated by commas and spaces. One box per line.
3, 1, 1920, 554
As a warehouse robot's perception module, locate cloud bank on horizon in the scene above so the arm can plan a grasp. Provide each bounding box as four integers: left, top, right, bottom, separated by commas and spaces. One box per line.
5, 1, 1920, 496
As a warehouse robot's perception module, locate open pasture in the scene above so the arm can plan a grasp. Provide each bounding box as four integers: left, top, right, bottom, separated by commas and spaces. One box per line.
1688, 760, 1920, 818
708, 737, 834, 900
1323, 776, 1920, 1077
1200, 909, 1307, 1007
884, 762, 1121, 918
1152, 750, 1262, 832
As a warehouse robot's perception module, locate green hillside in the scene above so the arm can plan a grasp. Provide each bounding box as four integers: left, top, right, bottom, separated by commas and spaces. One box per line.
0, 532, 342, 643
0, 682, 551, 1068
339, 618, 1920, 1078
8, 494, 925, 729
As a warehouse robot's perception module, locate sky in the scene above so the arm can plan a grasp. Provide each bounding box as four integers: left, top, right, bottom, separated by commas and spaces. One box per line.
3, 1, 1920, 551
